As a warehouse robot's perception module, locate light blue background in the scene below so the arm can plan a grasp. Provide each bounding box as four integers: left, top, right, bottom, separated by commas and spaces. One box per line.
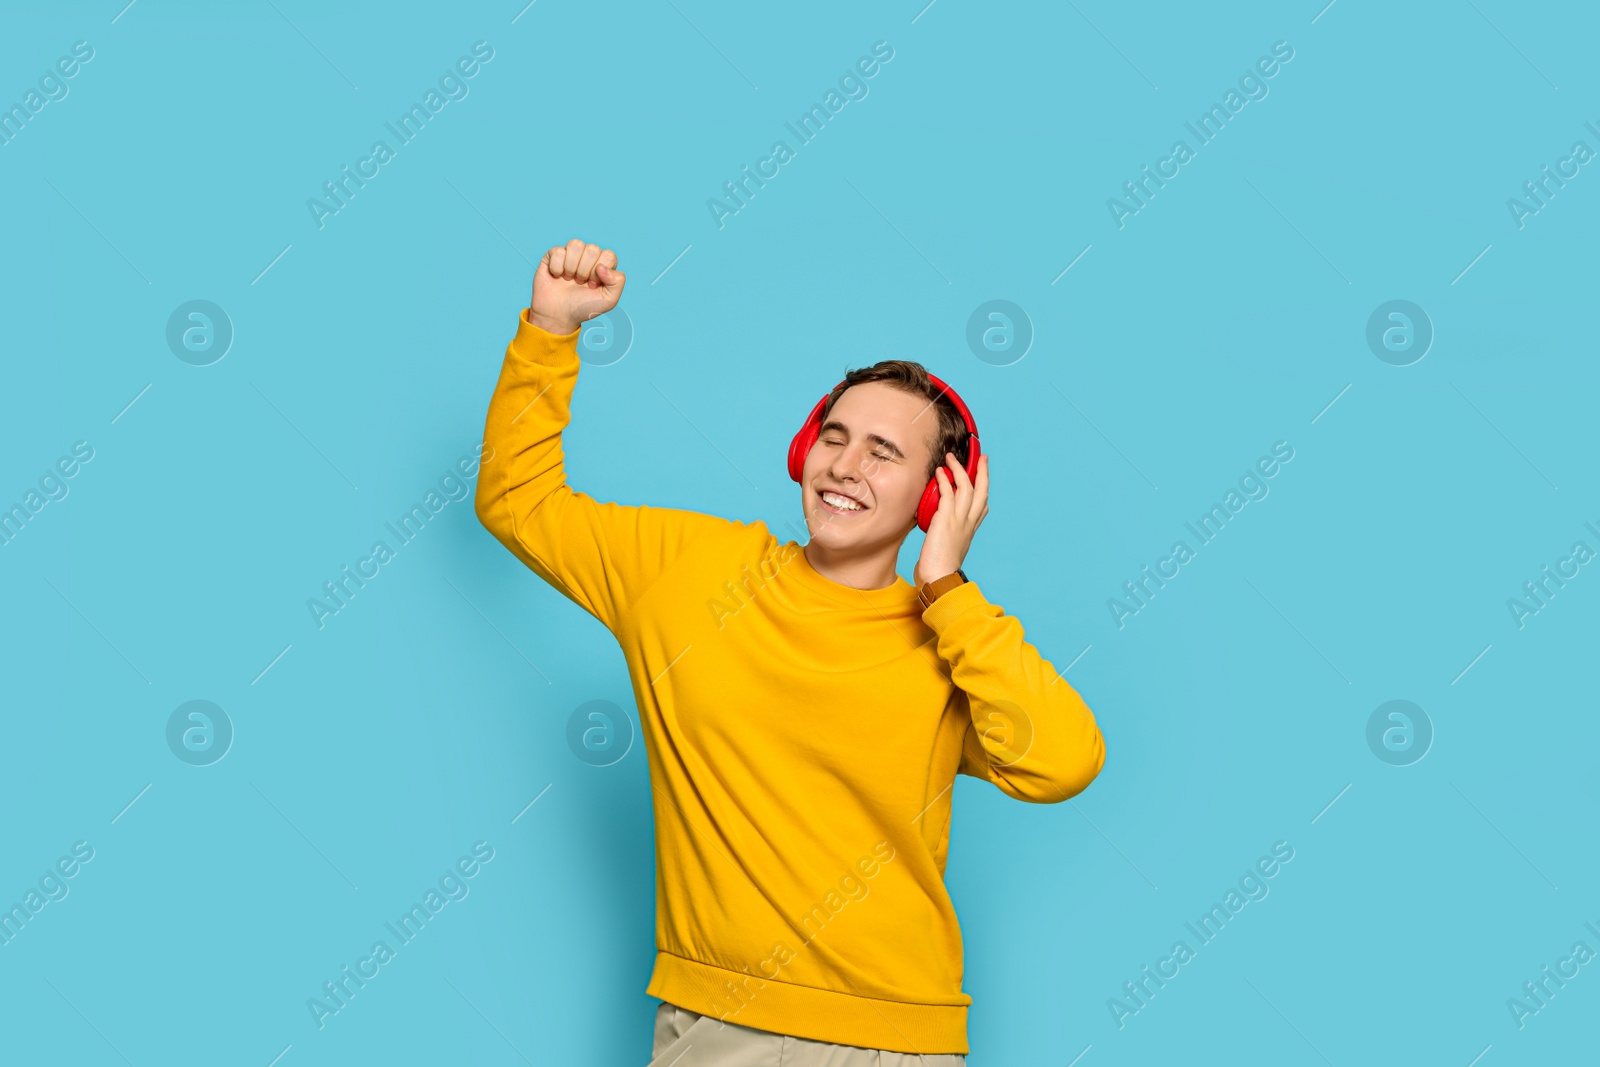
2, 1, 1596, 1064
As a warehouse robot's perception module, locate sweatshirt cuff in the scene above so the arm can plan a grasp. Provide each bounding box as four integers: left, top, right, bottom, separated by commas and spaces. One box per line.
510, 307, 582, 365
919, 578, 988, 631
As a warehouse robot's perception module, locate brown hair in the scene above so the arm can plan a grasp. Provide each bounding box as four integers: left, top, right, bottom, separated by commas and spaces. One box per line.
819, 360, 970, 482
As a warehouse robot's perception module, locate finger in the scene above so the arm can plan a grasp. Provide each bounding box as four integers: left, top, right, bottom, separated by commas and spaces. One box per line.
946, 453, 973, 505
974, 453, 989, 503
946, 452, 970, 484
562, 238, 584, 278
543, 245, 565, 278
594, 249, 620, 290
575, 243, 602, 283
597, 263, 627, 295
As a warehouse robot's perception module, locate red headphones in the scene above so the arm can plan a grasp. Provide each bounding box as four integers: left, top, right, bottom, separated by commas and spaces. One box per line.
787, 373, 981, 533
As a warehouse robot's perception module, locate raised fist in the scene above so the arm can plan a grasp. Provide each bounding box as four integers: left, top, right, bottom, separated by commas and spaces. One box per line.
529, 239, 625, 336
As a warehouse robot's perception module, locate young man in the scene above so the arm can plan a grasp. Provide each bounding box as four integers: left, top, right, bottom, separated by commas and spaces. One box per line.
475, 239, 1106, 1064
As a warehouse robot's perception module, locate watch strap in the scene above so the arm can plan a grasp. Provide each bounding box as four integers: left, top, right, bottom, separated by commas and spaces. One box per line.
918, 568, 968, 608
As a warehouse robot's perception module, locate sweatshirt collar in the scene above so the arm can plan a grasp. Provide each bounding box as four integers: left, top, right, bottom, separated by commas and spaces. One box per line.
784, 541, 921, 612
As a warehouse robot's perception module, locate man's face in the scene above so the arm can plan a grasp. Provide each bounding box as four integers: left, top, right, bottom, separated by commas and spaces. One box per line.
800, 381, 937, 550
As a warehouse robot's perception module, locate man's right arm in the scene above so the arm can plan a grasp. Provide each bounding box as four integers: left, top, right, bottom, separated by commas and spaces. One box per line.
474, 240, 736, 632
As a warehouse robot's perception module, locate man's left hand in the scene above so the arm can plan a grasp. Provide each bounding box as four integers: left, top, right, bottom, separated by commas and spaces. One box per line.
914, 452, 989, 588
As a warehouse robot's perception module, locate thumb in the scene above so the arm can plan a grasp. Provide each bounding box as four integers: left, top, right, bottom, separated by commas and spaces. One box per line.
597, 262, 626, 299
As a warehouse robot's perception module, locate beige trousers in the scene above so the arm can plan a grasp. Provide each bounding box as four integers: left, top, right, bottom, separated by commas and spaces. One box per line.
647, 1002, 967, 1067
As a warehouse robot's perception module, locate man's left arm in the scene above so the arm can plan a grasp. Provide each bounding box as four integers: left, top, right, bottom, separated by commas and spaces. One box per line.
923, 581, 1106, 804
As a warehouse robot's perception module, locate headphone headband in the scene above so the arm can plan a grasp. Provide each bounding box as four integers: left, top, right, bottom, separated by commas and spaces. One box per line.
798, 373, 980, 449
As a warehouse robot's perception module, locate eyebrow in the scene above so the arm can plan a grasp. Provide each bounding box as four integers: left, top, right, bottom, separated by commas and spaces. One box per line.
819, 419, 905, 460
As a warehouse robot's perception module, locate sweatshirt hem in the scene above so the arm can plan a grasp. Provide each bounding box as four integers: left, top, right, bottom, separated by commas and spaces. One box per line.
646, 950, 970, 1055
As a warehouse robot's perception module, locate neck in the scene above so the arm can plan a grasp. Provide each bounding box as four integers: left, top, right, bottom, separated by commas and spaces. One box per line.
803, 539, 900, 591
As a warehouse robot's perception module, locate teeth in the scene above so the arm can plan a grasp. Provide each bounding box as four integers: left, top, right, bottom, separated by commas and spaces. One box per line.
821, 491, 863, 512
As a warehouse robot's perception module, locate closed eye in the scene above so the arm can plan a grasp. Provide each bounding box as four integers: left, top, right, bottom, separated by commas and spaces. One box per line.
821, 436, 894, 462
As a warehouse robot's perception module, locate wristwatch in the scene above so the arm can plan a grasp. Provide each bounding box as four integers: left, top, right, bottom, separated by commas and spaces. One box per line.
918, 568, 968, 609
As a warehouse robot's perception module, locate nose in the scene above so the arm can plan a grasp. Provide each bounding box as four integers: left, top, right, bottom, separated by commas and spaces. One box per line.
825, 441, 868, 483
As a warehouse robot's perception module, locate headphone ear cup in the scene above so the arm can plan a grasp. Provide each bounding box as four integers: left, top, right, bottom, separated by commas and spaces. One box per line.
789, 391, 833, 484
915, 474, 940, 532
787, 422, 820, 483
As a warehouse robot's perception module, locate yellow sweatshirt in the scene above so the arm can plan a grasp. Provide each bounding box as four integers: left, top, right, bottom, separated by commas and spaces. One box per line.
475, 309, 1106, 1055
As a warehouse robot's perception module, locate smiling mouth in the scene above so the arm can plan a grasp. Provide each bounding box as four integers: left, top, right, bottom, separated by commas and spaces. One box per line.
817, 489, 868, 515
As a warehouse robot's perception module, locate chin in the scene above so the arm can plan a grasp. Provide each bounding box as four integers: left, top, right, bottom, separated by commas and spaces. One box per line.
803, 507, 858, 543
807, 513, 901, 550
